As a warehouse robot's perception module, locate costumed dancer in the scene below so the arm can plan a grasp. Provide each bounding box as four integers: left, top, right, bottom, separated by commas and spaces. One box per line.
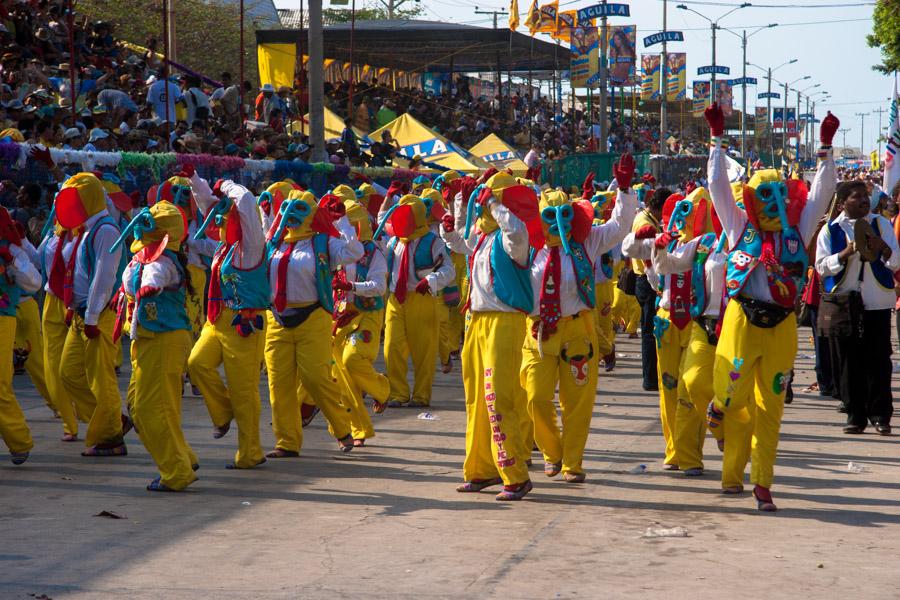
379, 194, 455, 408
113, 202, 199, 491
523, 155, 637, 483
264, 190, 361, 456
14, 232, 53, 416
440, 172, 540, 501
0, 206, 42, 464
187, 174, 269, 469
650, 187, 736, 479
704, 103, 838, 511
56, 173, 129, 457
331, 196, 390, 445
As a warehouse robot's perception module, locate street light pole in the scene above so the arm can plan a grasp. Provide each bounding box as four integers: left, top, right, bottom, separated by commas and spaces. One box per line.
599, 2, 608, 151
741, 30, 747, 163
660, 0, 668, 156
855, 112, 869, 157
782, 81, 788, 162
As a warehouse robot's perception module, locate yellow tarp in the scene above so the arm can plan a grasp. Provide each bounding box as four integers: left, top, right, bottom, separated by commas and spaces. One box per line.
469, 134, 528, 175
369, 113, 490, 173
289, 107, 367, 140
257, 43, 296, 89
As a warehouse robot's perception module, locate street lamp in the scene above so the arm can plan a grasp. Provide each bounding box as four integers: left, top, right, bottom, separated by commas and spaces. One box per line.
676, 3, 751, 95
747, 58, 797, 165
795, 84, 818, 163
783, 75, 810, 161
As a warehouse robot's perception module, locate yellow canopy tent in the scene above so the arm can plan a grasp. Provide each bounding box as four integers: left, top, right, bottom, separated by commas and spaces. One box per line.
369, 113, 491, 173
469, 134, 528, 175
289, 106, 367, 140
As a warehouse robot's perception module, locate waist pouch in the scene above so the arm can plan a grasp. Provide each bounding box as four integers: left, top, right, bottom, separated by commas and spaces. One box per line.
273, 303, 322, 329
738, 296, 792, 329
696, 316, 719, 345
817, 291, 864, 338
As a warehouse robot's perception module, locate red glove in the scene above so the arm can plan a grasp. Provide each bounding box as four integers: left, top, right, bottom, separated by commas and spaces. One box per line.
582, 172, 595, 199
613, 153, 635, 190
477, 167, 498, 185
179, 163, 195, 179
704, 103, 725, 137
475, 186, 494, 207
83, 324, 101, 339
332, 277, 353, 292
654, 232, 674, 250
415, 278, 431, 295
29, 145, 54, 169
322, 195, 346, 220
386, 180, 404, 199
459, 177, 478, 206
441, 213, 455, 233
634, 224, 658, 240
212, 179, 226, 198
0, 246, 13, 264
820, 111, 840, 146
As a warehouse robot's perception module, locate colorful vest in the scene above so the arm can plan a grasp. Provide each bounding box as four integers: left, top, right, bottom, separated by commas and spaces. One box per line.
386, 231, 439, 284
824, 218, 895, 293
690, 232, 720, 318
486, 230, 534, 314
219, 243, 271, 311
130, 250, 191, 332
81, 215, 128, 308
353, 240, 385, 312
568, 240, 596, 309
0, 240, 22, 317
724, 221, 808, 306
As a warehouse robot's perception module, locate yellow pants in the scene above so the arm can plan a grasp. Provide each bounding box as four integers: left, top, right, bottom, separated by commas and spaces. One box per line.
188, 307, 265, 468
264, 309, 351, 453
42, 294, 77, 436
0, 316, 31, 454
674, 321, 716, 471
132, 327, 198, 490
384, 292, 439, 405
462, 311, 530, 486
522, 312, 598, 476
186, 264, 207, 340
594, 281, 615, 357
611, 268, 640, 334
60, 309, 123, 448
655, 308, 692, 466
333, 309, 388, 440
713, 300, 796, 490
15, 297, 51, 405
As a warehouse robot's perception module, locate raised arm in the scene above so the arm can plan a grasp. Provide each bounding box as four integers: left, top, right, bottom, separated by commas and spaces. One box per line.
704, 103, 747, 249
799, 112, 840, 244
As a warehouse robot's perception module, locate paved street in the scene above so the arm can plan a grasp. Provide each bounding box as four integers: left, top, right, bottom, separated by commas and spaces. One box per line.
1, 332, 898, 599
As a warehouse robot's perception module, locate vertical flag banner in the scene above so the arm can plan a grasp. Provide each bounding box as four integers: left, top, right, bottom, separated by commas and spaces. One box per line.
692, 81, 710, 114
773, 107, 784, 130
665, 52, 686, 101
526, 0, 541, 34
554, 10, 577, 42
641, 55, 661, 100
715, 80, 733, 116
608, 25, 637, 86
570, 26, 599, 87
538, 1, 559, 33
786, 108, 797, 134
509, 0, 520, 30
884, 79, 899, 195
755, 107, 767, 136
871, 150, 880, 170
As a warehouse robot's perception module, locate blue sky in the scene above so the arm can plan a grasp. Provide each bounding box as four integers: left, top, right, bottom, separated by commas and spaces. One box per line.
273, 0, 896, 153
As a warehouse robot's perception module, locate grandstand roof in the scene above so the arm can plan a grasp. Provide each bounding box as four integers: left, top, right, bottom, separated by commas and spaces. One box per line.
256, 20, 572, 74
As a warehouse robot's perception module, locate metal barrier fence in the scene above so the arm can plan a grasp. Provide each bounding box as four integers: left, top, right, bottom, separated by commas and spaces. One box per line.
542, 152, 651, 190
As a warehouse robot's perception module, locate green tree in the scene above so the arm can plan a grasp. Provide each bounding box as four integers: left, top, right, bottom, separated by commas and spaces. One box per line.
78, 0, 260, 85
867, 0, 900, 73
323, 0, 425, 24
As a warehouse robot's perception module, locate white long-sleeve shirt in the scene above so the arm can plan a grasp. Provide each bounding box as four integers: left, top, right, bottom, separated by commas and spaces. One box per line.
7, 243, 42, 296
709, 144, 836, 304
72, 210, 123, 325
653, 235, 728, 317
814, 212, 900, 311
267, 217, 363, 306
187, 220, 217, 269
386, 233, 455, 296
191, 175, 266, 270
529, 188, 637, 317
441, 195, 530, 312
122, 253, 181, 338
345, 246, 388, 298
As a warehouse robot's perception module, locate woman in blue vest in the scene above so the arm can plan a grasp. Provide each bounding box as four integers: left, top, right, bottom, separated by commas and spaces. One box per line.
264, 189, 362, 457
332, 197, 389, 445
523, 156, 637, 484
187, 174, 270, 469
56, 173, 129, 458
114, 201, 199, 491
378, 194, 455, 408
704, 103, 839, 511
0, 206, 42, 465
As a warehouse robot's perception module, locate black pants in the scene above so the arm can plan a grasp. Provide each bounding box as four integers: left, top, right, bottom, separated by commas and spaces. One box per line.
830, 309, 894, 428
810, 305, 837, 398
634, 274, 658, 390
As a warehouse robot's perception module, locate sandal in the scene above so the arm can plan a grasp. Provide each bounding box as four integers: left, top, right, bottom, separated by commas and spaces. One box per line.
121, 414, 135, 437
722, 485, 744, 495
408, 399, 430, 408
265, 448, 300, 458
663, 463, 679, 471
352, 438, 366, 448
61, 433, 79, 443
81, 444, 127, 457
338, 435, 354, 453
707, 401, 724, 431
843, 425, 865, 434
226, 457, 267, 469
563, 472, 586, 483
544, 461, 562, 477
456, 478, 503, 493
441, 357, 453, 374
373, 400, 387, 414
10, 451, 29, 465
495, 480, 533, 501
387, 399, 408, 408
683, 467, 704, 477
147, 477, 176, 492
752, 485, 777, 512
212, 421, 231, 439
301, 404, 320, 428
717, 439, 725, 452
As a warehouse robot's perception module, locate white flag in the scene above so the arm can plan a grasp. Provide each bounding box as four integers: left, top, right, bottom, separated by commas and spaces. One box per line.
884, 77, 900, 196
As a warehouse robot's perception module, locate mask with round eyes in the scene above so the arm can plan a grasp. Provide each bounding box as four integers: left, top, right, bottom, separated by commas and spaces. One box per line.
113, 201, 187, 259
591, 191, 616, 224
271, 197, 315, 242
194, 193, 237, 243
746, 169, 807, 232
539, 190, 575, 252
